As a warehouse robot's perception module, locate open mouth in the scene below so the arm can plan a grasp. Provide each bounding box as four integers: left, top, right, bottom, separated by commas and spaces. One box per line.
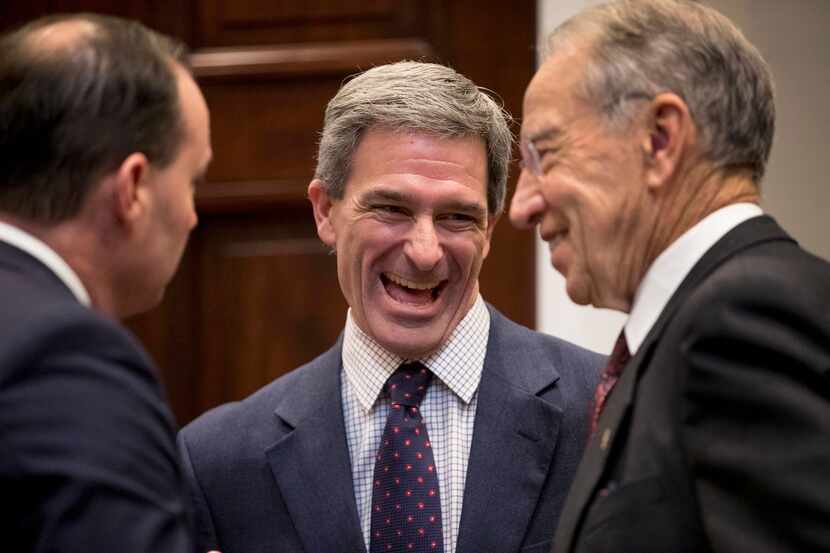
381, 272, 448, 306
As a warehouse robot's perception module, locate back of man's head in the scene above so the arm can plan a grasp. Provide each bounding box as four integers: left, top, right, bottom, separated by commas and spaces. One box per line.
547, 0, 775, 184
314, 60, 513, 215
0, 14, 188, 223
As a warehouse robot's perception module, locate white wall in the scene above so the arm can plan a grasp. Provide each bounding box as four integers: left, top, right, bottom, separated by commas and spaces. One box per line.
707, 0, 830, 261
533, 0, 830, 354
535, 0, 627, 354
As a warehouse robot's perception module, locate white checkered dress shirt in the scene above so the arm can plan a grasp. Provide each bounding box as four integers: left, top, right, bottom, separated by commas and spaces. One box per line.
342, 295, 490, 553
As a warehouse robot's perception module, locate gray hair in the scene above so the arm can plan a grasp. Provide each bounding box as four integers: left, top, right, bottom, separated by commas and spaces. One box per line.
546, 0, 775, 183
314, 61, 513, 215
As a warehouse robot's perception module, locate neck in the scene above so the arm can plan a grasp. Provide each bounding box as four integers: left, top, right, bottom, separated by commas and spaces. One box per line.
2, 213, 123, 319
630, 167, 760, 306
661, 167, 760, 250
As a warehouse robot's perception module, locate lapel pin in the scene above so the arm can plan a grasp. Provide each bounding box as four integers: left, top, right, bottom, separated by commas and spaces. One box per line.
600, 428, 611, 451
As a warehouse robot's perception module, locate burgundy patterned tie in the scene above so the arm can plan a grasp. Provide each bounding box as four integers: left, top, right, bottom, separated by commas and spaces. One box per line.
370, 362, 444, 553
590, 332, 631, 434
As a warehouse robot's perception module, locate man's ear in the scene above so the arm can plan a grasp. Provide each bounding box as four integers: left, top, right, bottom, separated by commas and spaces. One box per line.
112, 153, 151, 226
307, 179, 338, 248
482, 213, 500, 260
641, 92, 696, 190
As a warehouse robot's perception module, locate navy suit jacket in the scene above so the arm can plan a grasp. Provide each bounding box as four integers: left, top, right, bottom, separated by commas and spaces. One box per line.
179, 305, 602, 553
0, 240, 194, 553
554, 216, 830, 553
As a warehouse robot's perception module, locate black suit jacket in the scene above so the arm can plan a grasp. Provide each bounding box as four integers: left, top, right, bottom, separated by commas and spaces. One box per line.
0, 241, 194, 553
179, 306, 603, 553
554, 216, 830, 553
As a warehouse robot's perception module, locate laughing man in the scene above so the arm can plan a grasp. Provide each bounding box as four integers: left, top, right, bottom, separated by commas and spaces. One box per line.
178, 61, 602, 553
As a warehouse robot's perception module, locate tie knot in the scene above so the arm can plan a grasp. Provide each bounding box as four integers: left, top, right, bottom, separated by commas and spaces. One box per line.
605, 332, 631, 377
386, 362, 432, 407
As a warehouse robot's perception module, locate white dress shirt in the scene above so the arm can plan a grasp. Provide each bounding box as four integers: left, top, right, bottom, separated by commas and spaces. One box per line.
0, 220, 90, 306
341, 295, 490, 553
624, 203, 764, 353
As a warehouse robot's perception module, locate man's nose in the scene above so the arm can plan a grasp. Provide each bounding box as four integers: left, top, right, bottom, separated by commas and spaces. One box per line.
403, 218, 443, 271
509, 169, 545, 229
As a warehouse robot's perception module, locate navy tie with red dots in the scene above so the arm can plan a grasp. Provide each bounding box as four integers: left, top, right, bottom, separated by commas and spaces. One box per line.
370, 362, 444, 553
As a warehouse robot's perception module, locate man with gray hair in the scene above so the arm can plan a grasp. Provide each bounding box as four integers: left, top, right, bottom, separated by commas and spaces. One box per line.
510, 0, 830, 551
179, 60, 601, 553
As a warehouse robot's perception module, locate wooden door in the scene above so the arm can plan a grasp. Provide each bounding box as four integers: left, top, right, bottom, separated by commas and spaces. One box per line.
1, 1, 536, 424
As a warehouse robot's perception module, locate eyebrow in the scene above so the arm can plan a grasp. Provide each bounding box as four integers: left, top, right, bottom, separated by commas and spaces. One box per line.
361, 189, 410, 204
442, 200, 488, 218
523, 127, 563, 143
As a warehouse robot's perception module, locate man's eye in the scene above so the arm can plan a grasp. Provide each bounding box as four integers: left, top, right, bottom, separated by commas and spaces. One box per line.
441, 213, 480, 228
373, 204, 407, 215
537, 147, 558, 164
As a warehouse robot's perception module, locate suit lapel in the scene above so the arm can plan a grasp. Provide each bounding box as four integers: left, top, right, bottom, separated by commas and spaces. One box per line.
456, 309, 563, 553
265, 345, 366, 553
552, 340, 642, 553
554, 215, 795, 553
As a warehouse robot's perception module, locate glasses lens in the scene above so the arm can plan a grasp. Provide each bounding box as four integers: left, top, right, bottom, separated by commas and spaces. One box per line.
521, 140, 542, 176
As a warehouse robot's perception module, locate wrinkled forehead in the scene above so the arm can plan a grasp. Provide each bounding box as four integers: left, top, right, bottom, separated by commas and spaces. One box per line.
522, 53, 588, 137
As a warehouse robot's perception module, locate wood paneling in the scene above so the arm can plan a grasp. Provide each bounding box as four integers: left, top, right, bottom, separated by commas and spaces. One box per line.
190, 39, 433, 81
0, 1, 196, 43
197, 0, 423, 47
197, 208, 347, 407
1, 1, 537, 425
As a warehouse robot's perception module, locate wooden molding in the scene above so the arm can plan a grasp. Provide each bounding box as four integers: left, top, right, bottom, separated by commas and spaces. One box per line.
196, 179, 311, 212
190, 38, 435, 81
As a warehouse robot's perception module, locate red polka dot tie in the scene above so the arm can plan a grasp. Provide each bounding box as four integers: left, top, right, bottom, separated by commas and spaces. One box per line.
370, 362, 444, 553
590, 332, 631, 434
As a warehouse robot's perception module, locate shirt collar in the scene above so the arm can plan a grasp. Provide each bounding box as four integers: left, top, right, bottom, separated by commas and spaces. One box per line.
0, 221, 91, 307
342, 294, 490, 412
625, 203, 763, 353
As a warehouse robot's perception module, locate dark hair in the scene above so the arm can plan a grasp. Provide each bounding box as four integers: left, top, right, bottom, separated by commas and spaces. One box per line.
0, 13, 189, 222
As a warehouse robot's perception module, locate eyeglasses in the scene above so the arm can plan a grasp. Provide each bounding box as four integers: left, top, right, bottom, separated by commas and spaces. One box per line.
519, 91, 655, 179
519, 137, 543, 177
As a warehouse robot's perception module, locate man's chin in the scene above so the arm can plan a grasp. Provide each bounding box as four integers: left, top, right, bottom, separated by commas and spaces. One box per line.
564, 278, 592, 307
119, 287, 165, 320
371, 324, 446, 359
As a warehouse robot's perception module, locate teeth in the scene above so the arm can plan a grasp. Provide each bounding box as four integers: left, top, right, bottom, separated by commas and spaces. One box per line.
385, 273, 441, 290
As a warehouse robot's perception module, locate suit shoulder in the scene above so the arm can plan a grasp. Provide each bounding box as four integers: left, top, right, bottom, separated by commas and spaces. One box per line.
487, 305, 603, 395
0, 289, 155, 389
690, 240, 830, 315
488, 305, 604, 367
181, 341, 341, 448
669, 240, 830, 383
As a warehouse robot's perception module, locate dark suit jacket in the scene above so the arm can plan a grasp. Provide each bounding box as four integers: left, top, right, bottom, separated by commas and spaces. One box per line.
554, 216, 830, 553
0, 241, 194, 553
179, 305, 602, 553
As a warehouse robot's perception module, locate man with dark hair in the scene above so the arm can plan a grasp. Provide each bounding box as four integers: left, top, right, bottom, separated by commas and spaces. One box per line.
178, 61, 601, 553
510, 0, 830, 551
0, 14, 212, 552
